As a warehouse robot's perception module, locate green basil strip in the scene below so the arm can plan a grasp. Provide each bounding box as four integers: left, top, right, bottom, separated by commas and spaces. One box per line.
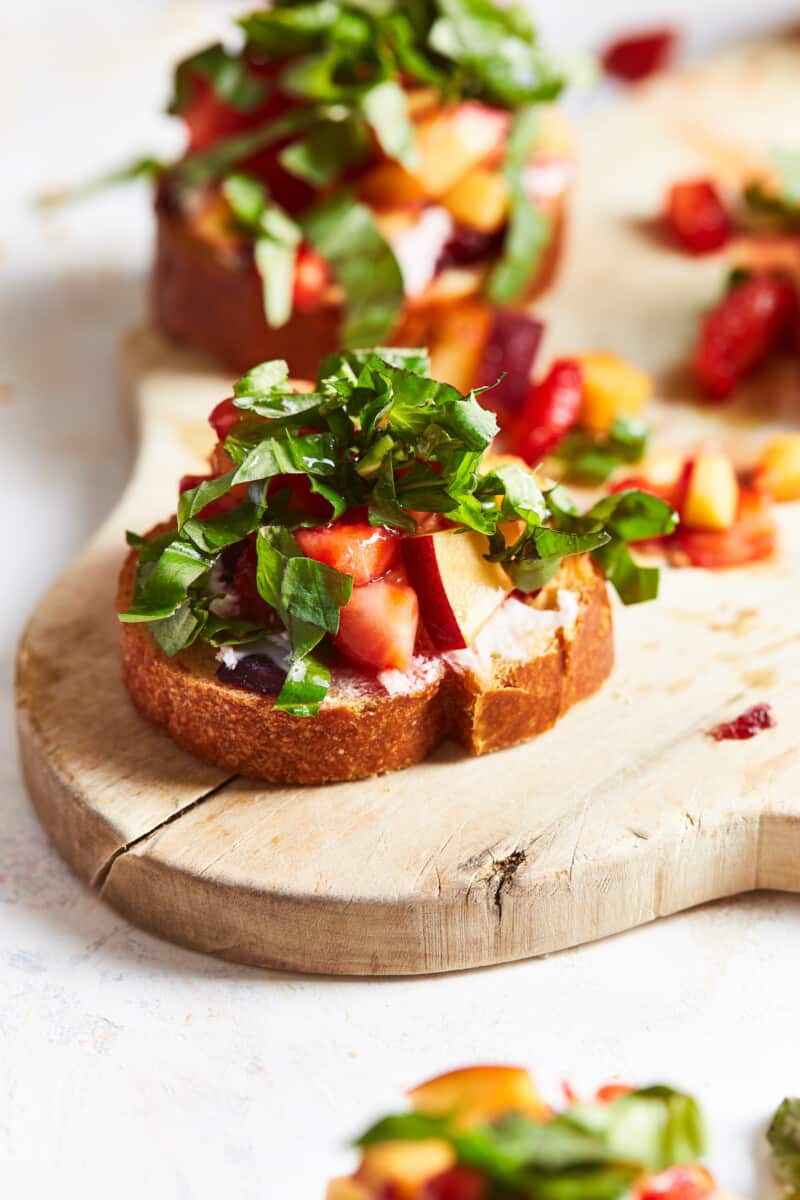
488, 104, 550, 304
302, 191, 404, 347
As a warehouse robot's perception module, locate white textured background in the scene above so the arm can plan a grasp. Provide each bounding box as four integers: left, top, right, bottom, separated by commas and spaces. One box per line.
2, 3, 799, 1197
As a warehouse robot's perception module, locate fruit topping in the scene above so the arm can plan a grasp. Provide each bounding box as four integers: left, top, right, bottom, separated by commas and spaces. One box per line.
693, 272, 797, 399
334, 578, 419, 672
601, 26, 679, 82
295, 523, 399, 586
664, 180, 731, 256
513, 358, 583, 463
710, 702, 776, 742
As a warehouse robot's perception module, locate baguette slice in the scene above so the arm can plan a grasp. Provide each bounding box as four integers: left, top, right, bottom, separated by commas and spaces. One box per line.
118, 533, 613, 785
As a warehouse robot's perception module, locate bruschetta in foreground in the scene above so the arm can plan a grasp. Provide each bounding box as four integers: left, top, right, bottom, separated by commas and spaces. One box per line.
118, 350, 675, 784
327, 1064, 729, 1200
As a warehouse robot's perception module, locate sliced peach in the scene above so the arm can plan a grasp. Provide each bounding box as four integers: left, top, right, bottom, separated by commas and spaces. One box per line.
442, 167, 509, 233
358, 1139, 456, 1198
411, 103, 509, 197
576, 351, 652, 434
359, 161, 426, 209
326, 1176, 374, 1200
426, 301, 493, 393
402, 530, 512, 650
682, 453, 739, 531
754, 433, 800, 501
408, 1065, 549, 1127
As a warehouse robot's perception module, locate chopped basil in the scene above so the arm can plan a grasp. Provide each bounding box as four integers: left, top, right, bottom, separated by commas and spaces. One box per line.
223, 174, 301, 328
121, 352, 672, 712
36, 155, 164, 208
768, 1098, 800, 1197
488, 105, 549, 305
169, 42, 268, 116
745, 148, 800, 228
554, 416, 650, 484
301, 192, 405, 346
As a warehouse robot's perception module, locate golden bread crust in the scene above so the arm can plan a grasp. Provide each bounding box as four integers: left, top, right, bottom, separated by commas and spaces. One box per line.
117, 532, 613, 784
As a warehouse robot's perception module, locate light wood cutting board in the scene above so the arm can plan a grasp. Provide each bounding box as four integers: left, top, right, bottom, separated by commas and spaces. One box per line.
15, 37, 800, 975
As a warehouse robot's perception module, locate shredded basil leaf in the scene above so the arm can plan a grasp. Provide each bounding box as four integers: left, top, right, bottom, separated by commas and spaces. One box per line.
302, 192, 405, 346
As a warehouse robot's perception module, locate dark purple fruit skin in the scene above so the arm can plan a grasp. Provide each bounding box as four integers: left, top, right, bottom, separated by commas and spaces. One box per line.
217, 654, 286, 696
476, 311, 545, 413
436, 225, 505, 272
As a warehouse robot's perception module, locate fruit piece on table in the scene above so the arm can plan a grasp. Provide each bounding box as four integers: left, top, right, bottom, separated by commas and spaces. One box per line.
601, 26, 678, 82
474, 311, 545, 417
334, 577, 419, 673
576, 351, 652, 434
409, 1064, 549, 1126
693, 273, 798, 399
326, 1176, 373, 1200
411, 103, 509, 197
420, 1166, 488, 1200
677, 489, 776, 567
513, 358, 583, 463
754, 433, 800, 501
427, 301, 493, 395
358, 1139, 456, 1198
664, 180, 731, 256
442, 167, 509, 233
296, 523, 399, 586
682, 453, 739, 531
402, 530, 512, 651
634, 1164, 716, 1200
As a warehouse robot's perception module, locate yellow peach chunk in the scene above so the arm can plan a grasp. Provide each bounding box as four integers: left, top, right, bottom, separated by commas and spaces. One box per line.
755, 434, 800, 502
427, 301, 493, 393
442, 167, 510, 233
409, 1065, 549, 1127
683, 454, 739, 531
359, 162, 426, 209
643, 451, 685, 492
411, 103, 508, 197
326, 1176, 373, 1200
359, 1139, 456, 1198
576, 351, 652, 435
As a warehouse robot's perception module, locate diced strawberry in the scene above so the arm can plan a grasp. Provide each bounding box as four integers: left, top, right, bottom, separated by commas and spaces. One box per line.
420, 1166, 488, 1200
694, 273, 798, 399
665, 180, 731, 256
334, 579, 419, 672
676, 488, 777, 568
295, 523, 399, 585
210, 397, 240, 441
595, 1083, 634, 1104
293, 245, 330, 313
635, 1164, 716, 1200
232, 537, 272, 625
513, 359, 583, 464
601, 26, 678, 82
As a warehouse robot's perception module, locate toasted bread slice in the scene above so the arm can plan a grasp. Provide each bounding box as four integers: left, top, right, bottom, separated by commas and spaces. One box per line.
118, 535, 612, 785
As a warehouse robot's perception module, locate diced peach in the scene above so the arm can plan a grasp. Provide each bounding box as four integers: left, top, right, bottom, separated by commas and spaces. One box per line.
442, 167, 509, 233
359, 1140, 456, 1198
408, 1065, 549, 1127
402, 531, 512, 651
411, 103, 509, 197
359, 161, 426, 209
575, 351, 652, 434
326, 1176, 374, 1200
754, 433, 800, 501
682, 453, 739, 531
427, 301, 493, 393
642, 452, 686, 493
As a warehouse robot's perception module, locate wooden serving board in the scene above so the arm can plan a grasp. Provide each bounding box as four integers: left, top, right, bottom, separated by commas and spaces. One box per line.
16, 38, 800, 975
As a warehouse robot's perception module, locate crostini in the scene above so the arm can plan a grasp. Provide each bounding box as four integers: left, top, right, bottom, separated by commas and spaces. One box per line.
328, 1064, 726, 1199
151, 0, 571, 399
118, 350, 675, 784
